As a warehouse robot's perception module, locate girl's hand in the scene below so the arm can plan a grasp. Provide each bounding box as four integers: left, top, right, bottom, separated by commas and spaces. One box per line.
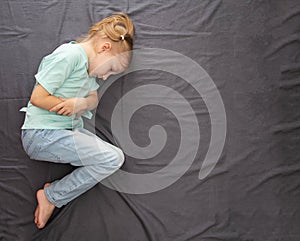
49, 98, 88, 118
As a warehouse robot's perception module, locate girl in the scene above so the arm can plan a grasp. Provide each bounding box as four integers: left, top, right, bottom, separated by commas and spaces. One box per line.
21, 12, 134, 229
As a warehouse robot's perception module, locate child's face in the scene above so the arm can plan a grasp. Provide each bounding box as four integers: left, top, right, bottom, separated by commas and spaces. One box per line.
89, 51, 128, 80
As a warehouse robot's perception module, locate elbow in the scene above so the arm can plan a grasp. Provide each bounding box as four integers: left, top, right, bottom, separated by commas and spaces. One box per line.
30, 95, 39, 107
87, 95, 99, 110
93, 96, 99, 109
91, 99, 98, 110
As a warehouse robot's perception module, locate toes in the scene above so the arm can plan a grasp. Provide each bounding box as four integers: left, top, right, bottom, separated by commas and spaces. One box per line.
35, 208, 45, 229
37, 222, 45, 229
34, 206, 39, 224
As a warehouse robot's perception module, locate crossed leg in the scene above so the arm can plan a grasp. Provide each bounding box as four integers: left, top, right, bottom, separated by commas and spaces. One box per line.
23, 128, 124, 229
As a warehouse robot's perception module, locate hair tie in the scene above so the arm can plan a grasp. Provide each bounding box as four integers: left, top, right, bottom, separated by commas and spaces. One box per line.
120, 35, 125, 41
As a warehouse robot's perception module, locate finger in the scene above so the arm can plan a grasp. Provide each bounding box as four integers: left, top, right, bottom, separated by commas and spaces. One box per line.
63, 110, 71, 116
50, 103, 63, 112
51, 106, 63, 114
61, 110, 72, 116
60, 110, 69, 116
56, 108, 66, 115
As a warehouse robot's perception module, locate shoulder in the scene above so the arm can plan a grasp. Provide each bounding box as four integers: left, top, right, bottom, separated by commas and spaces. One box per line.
38, 42, 87, 72
50, 42, 82, 64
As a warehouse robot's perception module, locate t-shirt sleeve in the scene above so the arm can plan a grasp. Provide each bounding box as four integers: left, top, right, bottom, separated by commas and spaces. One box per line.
34, 50, 75, 95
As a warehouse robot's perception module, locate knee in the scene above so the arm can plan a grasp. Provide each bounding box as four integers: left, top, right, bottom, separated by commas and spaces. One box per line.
107, 147, 125, 170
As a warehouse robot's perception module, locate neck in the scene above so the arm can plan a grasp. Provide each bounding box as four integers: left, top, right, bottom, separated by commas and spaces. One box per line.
78, 41, 96, 73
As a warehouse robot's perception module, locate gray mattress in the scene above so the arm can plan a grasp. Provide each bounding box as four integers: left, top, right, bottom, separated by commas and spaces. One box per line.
0, 0, 299, 240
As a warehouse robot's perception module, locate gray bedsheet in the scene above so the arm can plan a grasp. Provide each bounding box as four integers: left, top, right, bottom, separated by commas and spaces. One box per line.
0, 0, 299, 240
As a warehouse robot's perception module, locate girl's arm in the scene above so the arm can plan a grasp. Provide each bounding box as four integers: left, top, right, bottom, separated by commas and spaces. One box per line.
31, 84, 99, 117
48, 90, 99, 117
30, 84, 63, 110
83, 90, 98, 111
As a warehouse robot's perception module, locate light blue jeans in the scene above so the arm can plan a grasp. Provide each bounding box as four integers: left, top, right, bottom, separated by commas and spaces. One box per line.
21, 128, 124, 208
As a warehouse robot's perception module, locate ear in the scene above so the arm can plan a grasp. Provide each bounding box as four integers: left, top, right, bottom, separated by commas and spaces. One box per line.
99, 42, 112, 53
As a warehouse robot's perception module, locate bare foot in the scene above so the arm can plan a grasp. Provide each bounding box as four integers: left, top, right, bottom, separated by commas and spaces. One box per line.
34, 184, 55, 229
34, 183, 52, 225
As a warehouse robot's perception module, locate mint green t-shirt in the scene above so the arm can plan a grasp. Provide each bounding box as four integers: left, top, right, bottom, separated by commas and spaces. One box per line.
21, 41, 99, 129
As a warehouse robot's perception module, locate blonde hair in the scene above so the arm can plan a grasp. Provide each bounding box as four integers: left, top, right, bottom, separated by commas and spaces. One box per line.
78, 12, 134, 52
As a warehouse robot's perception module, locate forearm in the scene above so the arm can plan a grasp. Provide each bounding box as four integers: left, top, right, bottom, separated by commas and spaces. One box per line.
34, 95, 97, 113
30, 95, 63, 111
84, 94, 98, 111
31, 84, 99, 115
48, 94, 98, 116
